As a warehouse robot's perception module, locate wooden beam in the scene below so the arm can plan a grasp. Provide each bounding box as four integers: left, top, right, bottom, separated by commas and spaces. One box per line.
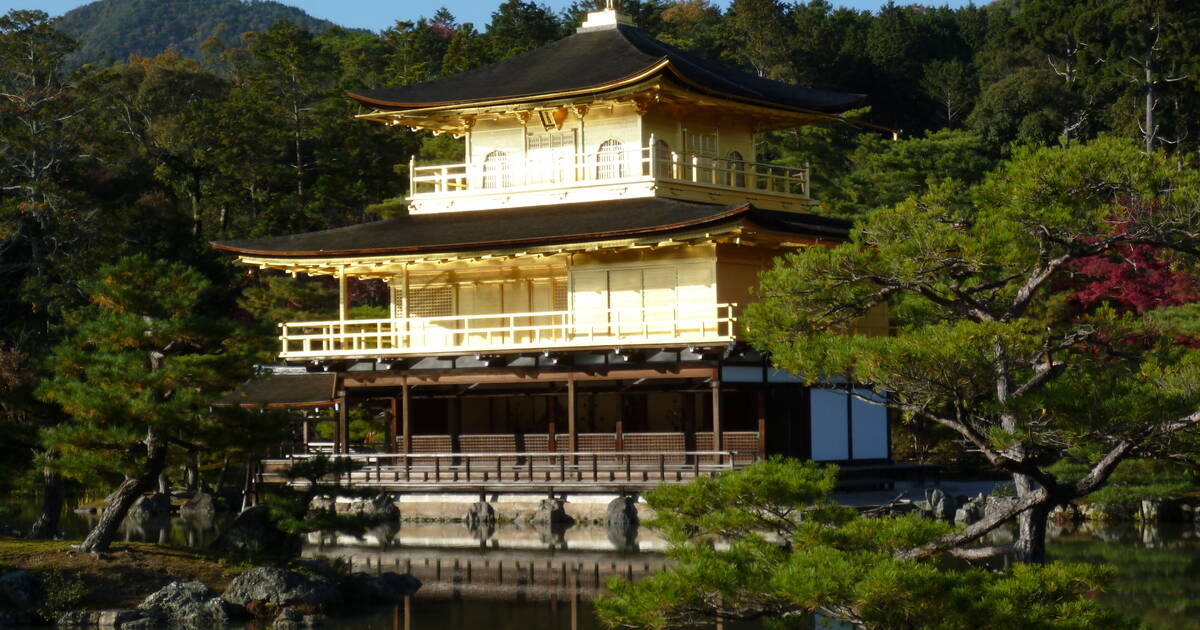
344, 365, 716, 388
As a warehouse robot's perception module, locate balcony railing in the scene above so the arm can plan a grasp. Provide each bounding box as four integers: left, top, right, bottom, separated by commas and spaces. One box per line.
279, 303, 738, 359
409, 143, 808, 200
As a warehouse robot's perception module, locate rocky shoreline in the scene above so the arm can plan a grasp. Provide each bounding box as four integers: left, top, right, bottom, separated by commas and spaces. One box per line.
0, 558, 419, 629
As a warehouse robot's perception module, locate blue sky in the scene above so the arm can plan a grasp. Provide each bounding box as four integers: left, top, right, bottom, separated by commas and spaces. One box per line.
7, 1, 981, 32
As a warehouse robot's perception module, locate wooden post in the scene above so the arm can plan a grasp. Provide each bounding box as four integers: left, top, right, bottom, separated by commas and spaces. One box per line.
757, 390, 767, 459
338, 266, 348, 322
567, 373, 577, 454
337, 397, 349, 454
614, 382, 624, 453
388, 397, 399, 453
547, 392, 558, 453
711, 371, 721, 451
401, 377, 411, 455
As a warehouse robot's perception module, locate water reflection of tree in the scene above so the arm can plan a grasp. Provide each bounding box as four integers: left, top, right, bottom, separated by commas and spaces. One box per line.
1050, 524, 1200, 628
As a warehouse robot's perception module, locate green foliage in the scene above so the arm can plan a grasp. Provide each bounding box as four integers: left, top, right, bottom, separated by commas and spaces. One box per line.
1048, 458, 1197, 506
597, 459, 1129, 629
745, 138, 1200, 560
33, 567, 87, 621
55, 0, 341, 67
821, 129, 996, 218
260, 455, 388, 537
37, 255, 256, 486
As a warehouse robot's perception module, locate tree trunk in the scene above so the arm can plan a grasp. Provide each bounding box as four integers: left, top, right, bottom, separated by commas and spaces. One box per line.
214, 454, 231, 494
1013, 490, 1051, 564
29, 458, 62, 540
185, 451, 200, 494
79, 425, 168, 553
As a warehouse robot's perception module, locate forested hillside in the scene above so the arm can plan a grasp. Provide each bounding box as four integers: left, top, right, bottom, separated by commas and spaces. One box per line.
1, 0, 1199, 529
55, 0, 339, 66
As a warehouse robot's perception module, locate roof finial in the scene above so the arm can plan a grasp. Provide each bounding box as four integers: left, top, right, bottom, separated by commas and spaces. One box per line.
579, 0, 633, 31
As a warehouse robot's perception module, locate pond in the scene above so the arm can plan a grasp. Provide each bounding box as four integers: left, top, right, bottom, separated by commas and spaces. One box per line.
3, 502, 1198, 629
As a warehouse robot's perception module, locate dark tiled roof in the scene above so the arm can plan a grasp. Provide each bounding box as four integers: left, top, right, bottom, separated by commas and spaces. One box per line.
212, 198, 850, 258
213, 373, 337, 408
348, 24, 863, 113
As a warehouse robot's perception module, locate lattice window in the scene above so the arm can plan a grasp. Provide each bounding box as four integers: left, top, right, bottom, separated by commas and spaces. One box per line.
596, 139, 625, 179
408, 285, 454, 318
552, 278, 568, 312
527, 130, 575, 152
683, 130, 717, 156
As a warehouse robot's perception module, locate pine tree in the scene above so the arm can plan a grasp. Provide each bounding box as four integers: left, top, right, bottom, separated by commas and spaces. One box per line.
38, 255, 256, 552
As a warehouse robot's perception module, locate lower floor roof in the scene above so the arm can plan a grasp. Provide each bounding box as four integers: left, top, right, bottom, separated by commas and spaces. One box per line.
211, 198, 850, 259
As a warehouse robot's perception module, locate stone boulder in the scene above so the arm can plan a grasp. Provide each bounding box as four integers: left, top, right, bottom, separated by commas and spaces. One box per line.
605, 496, 639, 551
57, 609, 157, 627
222, 567, 339, 616
341, 572, 421, 604
0, 570, 46, 613
273, 606, 303, 629
127, 494, 172, 521
139, 580, 235, 628
531, 498, 573, 526
179, 493, 216, 519
213, 505, 302, 557
924, 488, 955, 522
354, 495, 400, 521
464, 502, 495, 527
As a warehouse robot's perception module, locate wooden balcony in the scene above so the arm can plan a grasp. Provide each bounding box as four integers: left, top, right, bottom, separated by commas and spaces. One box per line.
278, 303, 737, 360
261, 447, 760, 492
407, 142, 810, 213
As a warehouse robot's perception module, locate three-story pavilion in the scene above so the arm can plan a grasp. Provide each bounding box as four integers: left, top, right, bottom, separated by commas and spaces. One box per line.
215, 5, 892, 494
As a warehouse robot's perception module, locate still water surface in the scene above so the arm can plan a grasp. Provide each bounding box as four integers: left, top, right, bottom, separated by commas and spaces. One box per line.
4, 503, 1199, 629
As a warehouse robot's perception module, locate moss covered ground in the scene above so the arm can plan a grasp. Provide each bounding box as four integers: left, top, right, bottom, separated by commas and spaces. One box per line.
0, 537, 244, 609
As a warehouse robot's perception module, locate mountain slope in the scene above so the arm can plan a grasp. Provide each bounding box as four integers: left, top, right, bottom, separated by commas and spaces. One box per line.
55, 0, 341, 66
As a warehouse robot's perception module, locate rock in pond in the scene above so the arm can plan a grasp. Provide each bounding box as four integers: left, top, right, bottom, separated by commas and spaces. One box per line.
0, 570, 47, 613
57, 609, 157, 627
212, 505, 301, 557
179, 493, 216, 519
126, 494, 172, 522
223, 567, 339, 616
341, 572, 421, 604
139, 580, 235, 628
531, 498, 573, 526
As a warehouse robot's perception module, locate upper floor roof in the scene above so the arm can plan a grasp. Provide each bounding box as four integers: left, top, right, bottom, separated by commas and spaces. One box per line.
347, 21, 863, 117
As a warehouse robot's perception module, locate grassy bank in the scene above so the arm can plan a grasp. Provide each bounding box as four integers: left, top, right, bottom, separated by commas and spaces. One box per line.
0, 537, 243, 611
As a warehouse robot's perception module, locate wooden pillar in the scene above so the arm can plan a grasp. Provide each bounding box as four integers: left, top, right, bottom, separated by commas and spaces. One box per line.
401, 377, 411, 454
614, 382, 624, 452
757, 390, 767, 459
711, 370, 721, 451
388, 397, 399, 453
567, 372, 577, 453
337, 266, 348, 322
337, 397, 349, 454
547, 392, 558, 452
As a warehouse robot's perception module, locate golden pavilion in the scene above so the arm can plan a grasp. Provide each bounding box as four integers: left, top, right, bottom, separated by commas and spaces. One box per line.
214, 4, 891, 493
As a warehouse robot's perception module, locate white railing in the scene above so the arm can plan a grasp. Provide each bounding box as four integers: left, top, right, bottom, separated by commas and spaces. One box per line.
409, 143, 808, 199
279, 303, 738, 358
